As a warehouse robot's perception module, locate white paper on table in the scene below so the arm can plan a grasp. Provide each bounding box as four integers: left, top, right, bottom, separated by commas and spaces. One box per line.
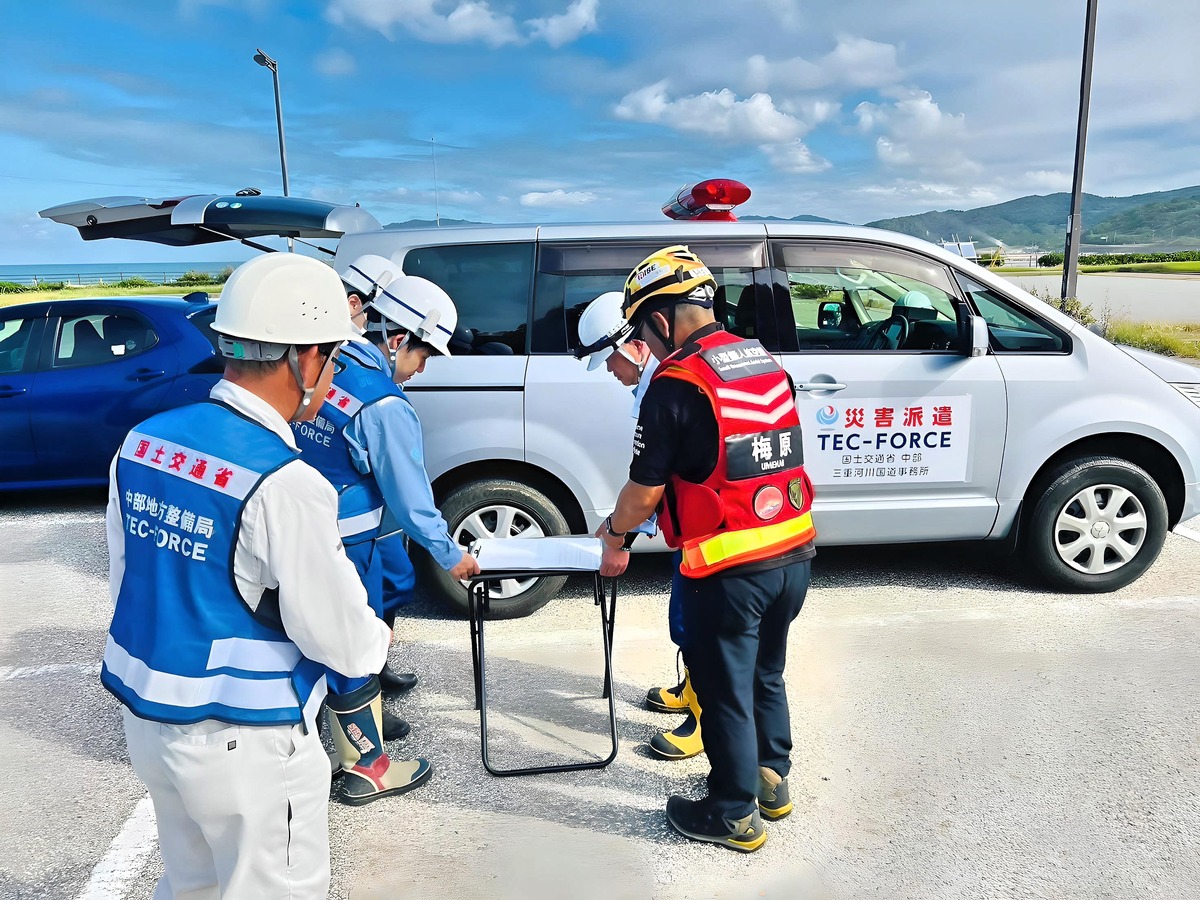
468, 536, 603, 572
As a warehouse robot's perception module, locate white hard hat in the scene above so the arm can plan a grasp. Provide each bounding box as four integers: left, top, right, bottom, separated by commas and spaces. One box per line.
896, 289, 933, 309
574, 292, 634, 371
214, 254, 356, 360
340, 254, 398, 300
368, 275, 459, 356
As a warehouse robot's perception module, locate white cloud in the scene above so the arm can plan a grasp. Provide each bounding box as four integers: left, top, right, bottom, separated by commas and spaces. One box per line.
326, 0, 521, 46
745, 37, 901, 93
520, 189, 597, 207
527, 0, 598, 48
762, 140, 831, 174
1023, 170, 1071, 193
315, 48, 357, 77
855, 90, 976, 176
614, 82, 805, 143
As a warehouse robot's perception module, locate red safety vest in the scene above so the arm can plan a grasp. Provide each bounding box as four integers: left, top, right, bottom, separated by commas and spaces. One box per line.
654, 330, 816, 578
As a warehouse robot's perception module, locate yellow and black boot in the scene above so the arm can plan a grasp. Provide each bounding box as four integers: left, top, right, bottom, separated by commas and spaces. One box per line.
645, 669, 690, 713
649, 671, 704, 760
326, 676, 432, 806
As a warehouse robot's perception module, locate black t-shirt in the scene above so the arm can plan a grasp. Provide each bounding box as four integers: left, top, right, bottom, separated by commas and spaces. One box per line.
629, 325, 815, 571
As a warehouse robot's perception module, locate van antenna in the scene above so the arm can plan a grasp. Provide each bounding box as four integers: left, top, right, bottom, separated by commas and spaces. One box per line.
431, 135, 440, 227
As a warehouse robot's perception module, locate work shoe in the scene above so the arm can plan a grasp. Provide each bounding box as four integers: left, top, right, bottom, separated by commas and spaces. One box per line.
382, 708, 411, 742
326, 676, 433, 806
758, 766, 793, 820
378, 664, 419, 695
648, 672, 703, 760
665, 796, 767, 853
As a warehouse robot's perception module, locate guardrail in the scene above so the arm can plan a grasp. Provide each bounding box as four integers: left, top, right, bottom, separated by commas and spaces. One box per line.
1, 269, 232, 287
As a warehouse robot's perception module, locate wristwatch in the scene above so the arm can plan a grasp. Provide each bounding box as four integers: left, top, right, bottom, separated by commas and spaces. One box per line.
604, 515, 626, 539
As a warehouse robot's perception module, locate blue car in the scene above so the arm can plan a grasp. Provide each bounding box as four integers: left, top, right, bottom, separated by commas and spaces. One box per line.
0, 295, 222, 491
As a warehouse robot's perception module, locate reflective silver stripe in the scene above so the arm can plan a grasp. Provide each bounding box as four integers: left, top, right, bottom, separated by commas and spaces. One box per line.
206, 637, 301, 673
338, 507, 384, 538
119, 431, 261, 501
722, 399, 795, 425
714, 381, 791, 406
104, 636, 299, 712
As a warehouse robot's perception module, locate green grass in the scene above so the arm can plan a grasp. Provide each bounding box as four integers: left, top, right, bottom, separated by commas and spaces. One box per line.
0, 285, 223, 307
1000, 261, 1200, 275
1106, 320, 1200, 359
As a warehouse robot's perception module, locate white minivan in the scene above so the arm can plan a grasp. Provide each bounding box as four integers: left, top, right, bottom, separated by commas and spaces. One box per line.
42, 186, 1200, 616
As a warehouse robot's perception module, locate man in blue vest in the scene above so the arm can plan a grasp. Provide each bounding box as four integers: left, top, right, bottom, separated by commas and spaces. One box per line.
339, 256, 420, 699
295, 271, 480, 803
103, 253, 398, 898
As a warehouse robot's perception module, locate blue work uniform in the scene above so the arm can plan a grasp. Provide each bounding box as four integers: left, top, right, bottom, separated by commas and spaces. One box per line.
103, 401, 327, 728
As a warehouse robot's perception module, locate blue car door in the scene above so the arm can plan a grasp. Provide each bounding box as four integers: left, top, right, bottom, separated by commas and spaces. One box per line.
30, 303, 181, 484
0, 308, 47, 484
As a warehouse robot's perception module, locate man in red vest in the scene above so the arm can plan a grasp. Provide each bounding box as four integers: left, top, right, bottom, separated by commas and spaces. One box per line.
597, 245, 816, 852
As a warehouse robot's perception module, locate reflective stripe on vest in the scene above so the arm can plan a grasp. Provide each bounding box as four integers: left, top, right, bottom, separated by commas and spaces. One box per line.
681, 512, 815, 576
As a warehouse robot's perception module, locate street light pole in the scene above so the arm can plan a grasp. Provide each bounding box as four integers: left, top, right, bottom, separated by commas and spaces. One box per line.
253, 49, 290, 198
1061, 0, 1099, 304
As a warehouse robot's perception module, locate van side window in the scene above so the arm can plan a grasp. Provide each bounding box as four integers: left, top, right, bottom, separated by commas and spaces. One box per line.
403, 243, 535, 355
533, 241, 770, 354
954, 274, 1068, 353
771, 241, 963, 353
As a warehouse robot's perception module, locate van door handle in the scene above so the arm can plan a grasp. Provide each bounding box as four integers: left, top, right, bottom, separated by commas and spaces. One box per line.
0, 386, 27, 398
795, 382, 847, 392
128, 368, 165, 382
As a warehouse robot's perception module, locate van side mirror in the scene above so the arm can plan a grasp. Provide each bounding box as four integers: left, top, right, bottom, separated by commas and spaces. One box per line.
969, 315, 989, 357
818, 301, 842, 329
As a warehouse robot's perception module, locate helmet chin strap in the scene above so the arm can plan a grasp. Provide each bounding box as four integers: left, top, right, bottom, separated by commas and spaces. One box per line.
617, 344, 646, 375
388, 333, 411, 381
643, 305, 677, 354
287, 345, 338, 422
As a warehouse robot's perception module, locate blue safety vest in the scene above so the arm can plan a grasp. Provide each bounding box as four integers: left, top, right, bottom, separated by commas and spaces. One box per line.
291, 342, 398, 546
102, 402, 327, 727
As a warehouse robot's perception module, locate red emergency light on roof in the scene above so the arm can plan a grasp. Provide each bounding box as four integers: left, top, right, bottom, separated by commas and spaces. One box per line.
661, 179, 752, 222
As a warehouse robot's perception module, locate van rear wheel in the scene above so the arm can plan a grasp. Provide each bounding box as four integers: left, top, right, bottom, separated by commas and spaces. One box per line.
418, 478, 570, 619
1022, 455, 1168, 592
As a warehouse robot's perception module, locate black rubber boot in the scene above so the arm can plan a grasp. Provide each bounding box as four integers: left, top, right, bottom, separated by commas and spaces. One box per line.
378, 664, 419, 695
382, 708, 411, 741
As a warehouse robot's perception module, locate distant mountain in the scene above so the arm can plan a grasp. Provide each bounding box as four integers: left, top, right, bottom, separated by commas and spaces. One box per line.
384, 218, 488, 229
1085, 196, 1200, 244
741, 213, 848, 225
864, 185, 1200, 248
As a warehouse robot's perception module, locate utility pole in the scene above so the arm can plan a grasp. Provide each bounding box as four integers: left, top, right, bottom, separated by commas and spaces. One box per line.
1061, 0, 1099, 304
253, 48, 294, 252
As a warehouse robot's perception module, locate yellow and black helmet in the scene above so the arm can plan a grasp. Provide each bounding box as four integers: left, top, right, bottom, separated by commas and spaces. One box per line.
621, 245, 716, 325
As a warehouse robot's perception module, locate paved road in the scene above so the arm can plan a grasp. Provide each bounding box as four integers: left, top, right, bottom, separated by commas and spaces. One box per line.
2, 492, 1199, 899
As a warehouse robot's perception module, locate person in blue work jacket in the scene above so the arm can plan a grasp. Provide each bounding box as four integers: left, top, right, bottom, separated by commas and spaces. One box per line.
340, 255, 421, 696
574, 292, 704, 760
294, 271, 481, 804
102, 254, 392, 897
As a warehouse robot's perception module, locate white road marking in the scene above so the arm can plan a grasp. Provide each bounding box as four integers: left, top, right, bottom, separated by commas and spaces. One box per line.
75, 794, 158, 900
0, 663, 100, 680
1173, 524, 1200, 544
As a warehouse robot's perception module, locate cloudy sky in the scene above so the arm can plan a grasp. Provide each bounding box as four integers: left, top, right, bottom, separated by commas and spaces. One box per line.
3, 0, 1198, 263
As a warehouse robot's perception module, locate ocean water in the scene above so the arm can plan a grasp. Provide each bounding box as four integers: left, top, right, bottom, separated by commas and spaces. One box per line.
0, 262, 241, 286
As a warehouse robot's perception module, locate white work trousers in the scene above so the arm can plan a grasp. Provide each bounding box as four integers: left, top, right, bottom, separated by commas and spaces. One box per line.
122, 707, 332, 900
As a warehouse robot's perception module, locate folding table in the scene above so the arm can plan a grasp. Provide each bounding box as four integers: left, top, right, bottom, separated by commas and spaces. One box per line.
466, 568, 618, 777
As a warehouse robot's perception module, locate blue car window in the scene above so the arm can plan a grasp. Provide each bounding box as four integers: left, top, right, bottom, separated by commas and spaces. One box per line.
0, 318, 35, 373
55, 312, 159, 368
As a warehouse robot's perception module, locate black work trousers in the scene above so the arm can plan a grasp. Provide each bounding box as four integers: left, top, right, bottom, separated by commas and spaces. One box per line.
679, 557, 811, 818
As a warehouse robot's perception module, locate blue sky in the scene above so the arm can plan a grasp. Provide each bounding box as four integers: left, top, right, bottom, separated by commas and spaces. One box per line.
2, 0, 1198, 263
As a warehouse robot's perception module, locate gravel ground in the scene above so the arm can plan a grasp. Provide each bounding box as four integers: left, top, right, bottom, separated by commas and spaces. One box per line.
2, 491, 1199, 899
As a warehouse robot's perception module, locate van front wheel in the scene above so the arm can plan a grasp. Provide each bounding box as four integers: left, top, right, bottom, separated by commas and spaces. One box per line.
417, 478, 570, 618
1023, 455, 1168, 592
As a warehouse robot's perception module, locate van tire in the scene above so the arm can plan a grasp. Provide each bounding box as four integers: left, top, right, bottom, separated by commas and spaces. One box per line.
1022, 455, 1168, 592
417, 478, 571, 619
